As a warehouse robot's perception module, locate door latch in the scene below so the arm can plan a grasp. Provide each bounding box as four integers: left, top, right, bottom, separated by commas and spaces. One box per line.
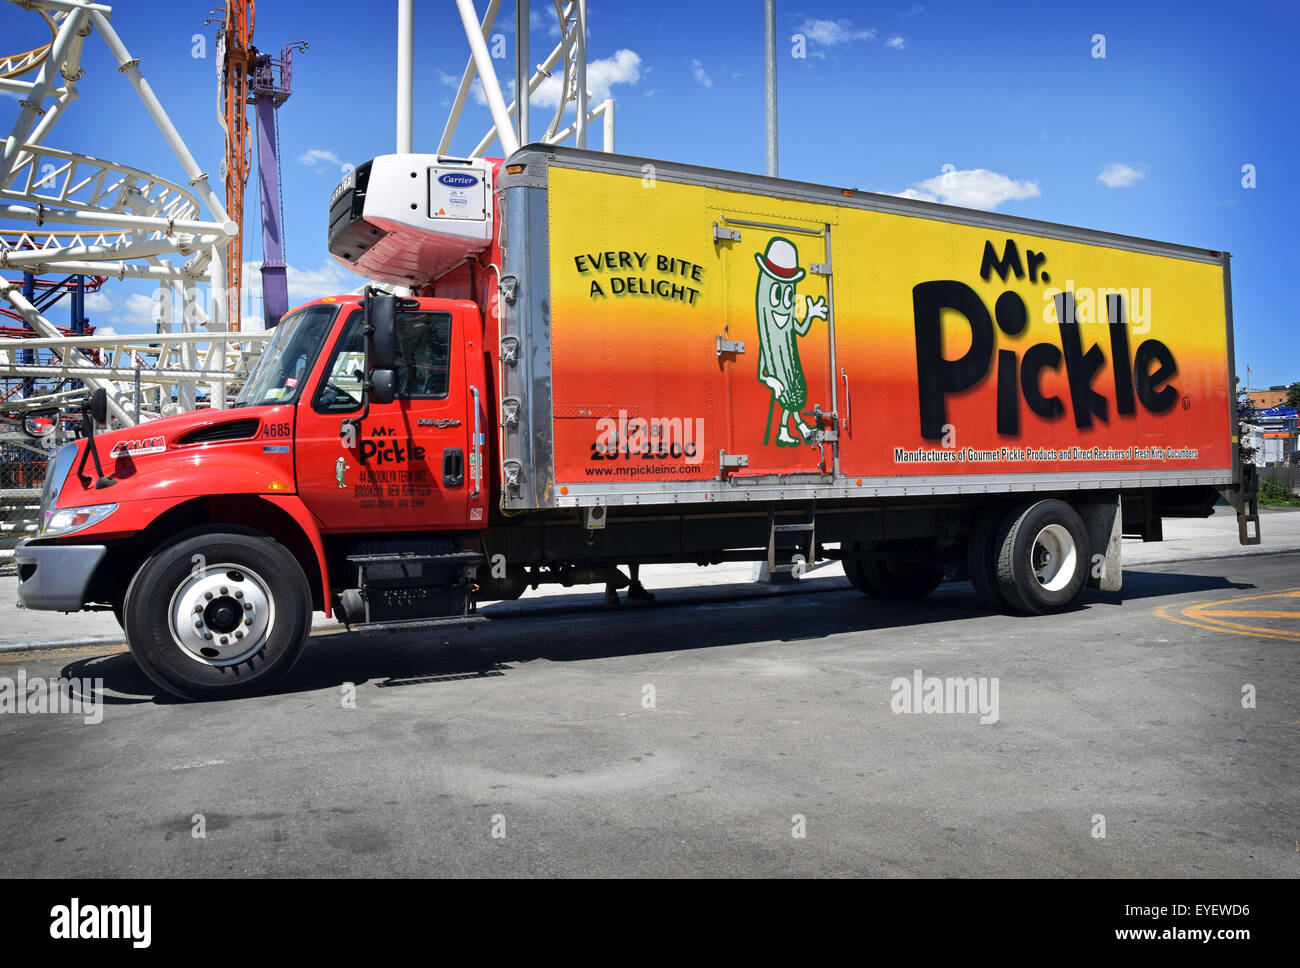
443, 447, 465, 488
499, 335, 520, 366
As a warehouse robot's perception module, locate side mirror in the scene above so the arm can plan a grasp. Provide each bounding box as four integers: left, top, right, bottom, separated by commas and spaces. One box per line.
370, 369, 396, 405
87, 387, 109, 426
365, 292, 397, 371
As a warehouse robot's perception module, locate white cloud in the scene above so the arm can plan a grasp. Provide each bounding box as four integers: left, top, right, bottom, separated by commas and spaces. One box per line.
798, 18, 876, 46
529, 9, 562, 37
532, 49, 642, 107
690, 58, 713, 88
437, 69, 460, 89
892, 167, 1041, 210
1097, 162, 1146, 188
94, 325, 117, 337
298, 148, 352, 175
467, 77, 515, 107
885, 35, 905, 50
900, 4, 926, 17
122, 293, 158, 321
240, 260, 367, 307
84, 291, 112, 313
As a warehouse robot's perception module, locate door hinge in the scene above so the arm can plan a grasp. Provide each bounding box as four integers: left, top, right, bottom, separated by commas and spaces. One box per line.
809, 262, 831, 275
713, 222, 741, 243
719, 450, 749, 469
716, 335, 746, 356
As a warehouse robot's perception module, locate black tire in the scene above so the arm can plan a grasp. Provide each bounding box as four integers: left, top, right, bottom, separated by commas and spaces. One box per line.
994, 499, 1091, 615
853, 558, 945, 600
967, 506, 1012, 611
843, 556, 872, 595
123, 530, 311, 700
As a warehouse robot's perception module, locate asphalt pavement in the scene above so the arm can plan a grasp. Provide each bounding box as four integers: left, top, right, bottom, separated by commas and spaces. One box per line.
0, 516, 1295, 877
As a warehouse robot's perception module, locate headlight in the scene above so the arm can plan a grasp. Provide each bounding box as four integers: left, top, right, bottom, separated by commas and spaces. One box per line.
42, 503, 117, 537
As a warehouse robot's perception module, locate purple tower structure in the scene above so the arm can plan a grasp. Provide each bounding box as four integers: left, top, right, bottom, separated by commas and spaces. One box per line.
249, 42, 307, 328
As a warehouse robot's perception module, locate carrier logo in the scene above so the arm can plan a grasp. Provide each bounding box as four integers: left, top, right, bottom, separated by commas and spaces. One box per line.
438, 172, 478, 188
330, 171, 354, 206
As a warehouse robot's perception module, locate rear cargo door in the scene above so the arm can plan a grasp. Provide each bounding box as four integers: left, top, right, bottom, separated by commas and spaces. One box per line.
712, 213, 836, 479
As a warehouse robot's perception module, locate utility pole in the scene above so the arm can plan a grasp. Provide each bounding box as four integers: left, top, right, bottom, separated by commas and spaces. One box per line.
764, 0, 777, 177
397, 0, 414, 153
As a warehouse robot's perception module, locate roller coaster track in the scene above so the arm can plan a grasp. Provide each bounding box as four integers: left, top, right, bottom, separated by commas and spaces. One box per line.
0, 9, 58, 80
1, 0, 240, 427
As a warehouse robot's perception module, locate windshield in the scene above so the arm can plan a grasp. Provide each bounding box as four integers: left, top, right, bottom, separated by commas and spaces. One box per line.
234, 304, 339, 407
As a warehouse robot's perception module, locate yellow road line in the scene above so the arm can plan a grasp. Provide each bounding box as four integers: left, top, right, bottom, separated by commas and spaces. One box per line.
1199, 610, 1300, 619
1154, 588, 1300, 641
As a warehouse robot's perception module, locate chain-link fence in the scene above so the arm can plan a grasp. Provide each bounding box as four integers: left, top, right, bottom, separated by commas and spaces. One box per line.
1259, 464, 1300, 497
0, 427, 61, 575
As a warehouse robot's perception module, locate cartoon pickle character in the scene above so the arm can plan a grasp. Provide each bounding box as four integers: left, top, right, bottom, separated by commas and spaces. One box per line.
753, 237, 828, 446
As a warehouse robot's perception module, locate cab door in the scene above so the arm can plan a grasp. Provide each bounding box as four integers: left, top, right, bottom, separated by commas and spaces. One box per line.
295, 304, 474, 532
713, 212, 837, 478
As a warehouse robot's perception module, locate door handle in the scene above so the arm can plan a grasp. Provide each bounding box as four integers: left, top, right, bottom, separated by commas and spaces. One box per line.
443, 447, 464, 487
841, 368, 851, 436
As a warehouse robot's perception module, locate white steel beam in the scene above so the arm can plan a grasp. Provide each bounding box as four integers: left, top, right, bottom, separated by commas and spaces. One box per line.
454, 0, 521, 157
437, 0, 502, 155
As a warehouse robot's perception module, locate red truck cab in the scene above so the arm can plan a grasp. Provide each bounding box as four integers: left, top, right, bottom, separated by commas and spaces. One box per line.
17, 292, 489, 698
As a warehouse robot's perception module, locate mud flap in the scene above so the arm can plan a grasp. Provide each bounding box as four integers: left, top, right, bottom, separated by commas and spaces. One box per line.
1218, 463, 1261, 546
1079, 497, 1123, 592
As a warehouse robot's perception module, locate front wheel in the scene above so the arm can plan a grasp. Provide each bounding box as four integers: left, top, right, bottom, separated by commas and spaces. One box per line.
123, 530, 312, 700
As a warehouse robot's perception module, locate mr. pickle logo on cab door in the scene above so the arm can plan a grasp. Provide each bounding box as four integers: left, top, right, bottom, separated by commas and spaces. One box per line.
913, 239, 1180, 440
359, 426, 426, 465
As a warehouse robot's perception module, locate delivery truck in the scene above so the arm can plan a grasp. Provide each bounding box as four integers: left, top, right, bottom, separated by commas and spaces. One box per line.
16, 145, 1259, 699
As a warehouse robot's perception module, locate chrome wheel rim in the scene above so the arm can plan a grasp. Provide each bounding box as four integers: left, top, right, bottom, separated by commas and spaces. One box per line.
167, 563, 274, 666
1031, 524, 1077, 592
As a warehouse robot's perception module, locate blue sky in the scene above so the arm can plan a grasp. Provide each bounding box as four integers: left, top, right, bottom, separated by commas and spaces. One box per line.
3, 0, 1296, 388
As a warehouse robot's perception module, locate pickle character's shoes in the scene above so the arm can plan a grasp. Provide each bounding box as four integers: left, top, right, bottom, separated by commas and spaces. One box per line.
627, 581, 656, 603
795, 420, 815, 441
604, 587, 621, 606
777, 427, 800, 447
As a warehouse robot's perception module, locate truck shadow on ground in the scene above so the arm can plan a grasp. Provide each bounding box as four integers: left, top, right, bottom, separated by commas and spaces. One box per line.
55, 563, 1253, 706
58, 567, 1254, 706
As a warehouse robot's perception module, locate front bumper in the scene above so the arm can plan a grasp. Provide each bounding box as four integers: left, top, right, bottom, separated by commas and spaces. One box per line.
15, 541, 108, 612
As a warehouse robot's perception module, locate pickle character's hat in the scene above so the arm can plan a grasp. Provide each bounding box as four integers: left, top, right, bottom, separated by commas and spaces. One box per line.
754, 236, 806, 283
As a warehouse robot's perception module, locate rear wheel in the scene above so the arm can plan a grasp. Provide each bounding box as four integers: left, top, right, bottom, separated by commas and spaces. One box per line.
994, 500, 1091, 615
846, 557, 944, 600
966, 507, 1012, 611
123, 530, 311, 700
